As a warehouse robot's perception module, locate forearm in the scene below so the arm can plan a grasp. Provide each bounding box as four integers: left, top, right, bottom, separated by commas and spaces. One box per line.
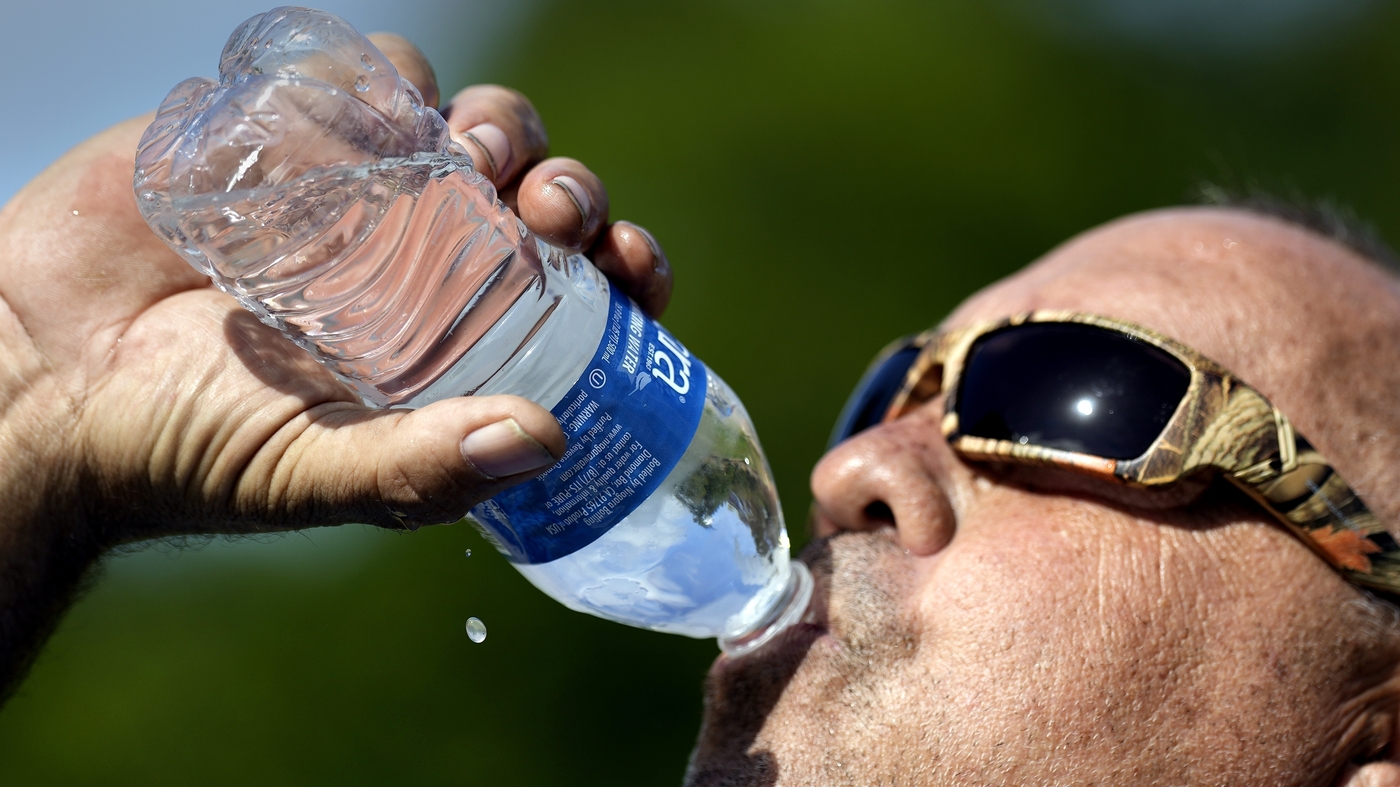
0, 304, 96, 702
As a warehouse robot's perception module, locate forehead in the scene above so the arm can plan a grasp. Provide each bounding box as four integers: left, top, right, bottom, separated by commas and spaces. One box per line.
950, 207, 1395, 359
946, 205, 1400, 519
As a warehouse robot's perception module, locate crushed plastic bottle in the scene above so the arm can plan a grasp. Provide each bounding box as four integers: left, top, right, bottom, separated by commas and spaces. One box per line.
133, 6, 810, 656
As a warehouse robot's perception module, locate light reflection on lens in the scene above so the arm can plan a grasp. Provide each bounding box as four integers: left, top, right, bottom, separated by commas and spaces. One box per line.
956, 323, 1191, 459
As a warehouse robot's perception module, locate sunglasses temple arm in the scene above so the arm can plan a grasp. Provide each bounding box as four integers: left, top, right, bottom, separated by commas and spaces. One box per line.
1228, 418, 1400, 595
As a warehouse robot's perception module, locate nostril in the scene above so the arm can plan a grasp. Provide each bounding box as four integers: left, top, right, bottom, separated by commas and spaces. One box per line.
864, 500, 894, 526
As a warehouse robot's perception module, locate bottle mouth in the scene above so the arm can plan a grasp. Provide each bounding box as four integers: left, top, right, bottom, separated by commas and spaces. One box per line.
718, 561, 815, 657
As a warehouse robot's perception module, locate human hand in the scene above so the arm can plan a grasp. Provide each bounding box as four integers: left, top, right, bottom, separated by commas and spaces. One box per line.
0, 34, 670, 691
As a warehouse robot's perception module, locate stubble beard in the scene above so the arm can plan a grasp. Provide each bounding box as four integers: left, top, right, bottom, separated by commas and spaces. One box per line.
684, 530, 929, 787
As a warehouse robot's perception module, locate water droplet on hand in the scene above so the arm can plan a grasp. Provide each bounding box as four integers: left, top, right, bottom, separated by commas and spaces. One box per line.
464, 549, 472, 557
361, 53, 375, 70
466, 617, 487, 643
354, 75, 370, 92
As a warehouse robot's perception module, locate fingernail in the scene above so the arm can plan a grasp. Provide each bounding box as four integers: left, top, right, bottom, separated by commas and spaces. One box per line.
622, 221, 666, 272
548, 175, 591, 223
461, 418, 557, 479
462, 122, 510, 180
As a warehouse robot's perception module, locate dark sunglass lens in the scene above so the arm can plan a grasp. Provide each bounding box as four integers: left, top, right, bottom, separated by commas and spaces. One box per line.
955, 323, 1191, 460
828, 343, 924, 448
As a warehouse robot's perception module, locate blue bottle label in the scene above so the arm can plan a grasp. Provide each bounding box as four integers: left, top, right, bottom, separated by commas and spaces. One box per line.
469, 288, 708, 564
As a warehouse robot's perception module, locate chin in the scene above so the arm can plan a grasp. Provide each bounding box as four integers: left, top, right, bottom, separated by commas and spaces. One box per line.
687, 576, 849, 785
687, 533, 918, 786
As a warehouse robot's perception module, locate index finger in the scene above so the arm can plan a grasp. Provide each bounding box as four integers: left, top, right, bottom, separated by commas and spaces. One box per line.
441, 85, 550, 187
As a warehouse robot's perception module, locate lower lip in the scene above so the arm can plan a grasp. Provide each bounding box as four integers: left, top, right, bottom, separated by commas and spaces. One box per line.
710, 620, 829, 676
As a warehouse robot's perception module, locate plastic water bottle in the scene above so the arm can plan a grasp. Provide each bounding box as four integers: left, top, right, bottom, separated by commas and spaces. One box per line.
132, 6, 810, 655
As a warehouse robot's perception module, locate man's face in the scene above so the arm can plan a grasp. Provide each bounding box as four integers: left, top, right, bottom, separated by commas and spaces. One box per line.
686, 208, 1400, 786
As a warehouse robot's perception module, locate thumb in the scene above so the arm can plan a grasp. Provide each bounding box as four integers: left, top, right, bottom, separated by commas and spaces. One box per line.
243, 395, 563, 530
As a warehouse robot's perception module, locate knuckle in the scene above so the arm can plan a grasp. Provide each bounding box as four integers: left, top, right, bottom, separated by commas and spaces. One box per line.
449, 85, 549, 159
373, 443, 470, 527
494, 87, 548, 153
452, 84, 529, 121
375, 472, 457, 527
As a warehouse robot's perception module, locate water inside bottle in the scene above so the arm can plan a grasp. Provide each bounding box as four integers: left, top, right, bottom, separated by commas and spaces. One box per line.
162, 157, 546, 406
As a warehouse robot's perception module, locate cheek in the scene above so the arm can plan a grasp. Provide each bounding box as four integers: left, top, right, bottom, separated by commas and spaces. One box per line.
909, 496, 1217, 739
926, 497, 1127, 644
901, 491, 1359, 771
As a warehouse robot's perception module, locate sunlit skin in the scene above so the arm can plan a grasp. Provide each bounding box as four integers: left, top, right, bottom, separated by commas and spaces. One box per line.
0, 36, 671, 698
687, 209, 1400, 786
6, 27, 1400, 785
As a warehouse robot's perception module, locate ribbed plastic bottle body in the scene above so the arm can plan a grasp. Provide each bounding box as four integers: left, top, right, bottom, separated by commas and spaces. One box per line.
131, 7, 810, 651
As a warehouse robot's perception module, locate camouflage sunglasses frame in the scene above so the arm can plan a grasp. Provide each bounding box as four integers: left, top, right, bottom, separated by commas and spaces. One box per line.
881, 310, 1400, 594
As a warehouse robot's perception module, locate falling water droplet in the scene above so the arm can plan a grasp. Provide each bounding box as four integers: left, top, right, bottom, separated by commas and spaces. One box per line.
464, 549, 472, 557
360, 53, 375, 70
354, 74, 370, 92
466, 617, 487, 643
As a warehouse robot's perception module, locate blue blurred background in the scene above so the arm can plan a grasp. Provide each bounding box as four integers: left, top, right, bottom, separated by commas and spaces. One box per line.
4, 0, 1400, 783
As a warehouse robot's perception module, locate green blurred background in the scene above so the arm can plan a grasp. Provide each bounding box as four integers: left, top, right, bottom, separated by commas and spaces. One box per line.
7, 0, 1400, 783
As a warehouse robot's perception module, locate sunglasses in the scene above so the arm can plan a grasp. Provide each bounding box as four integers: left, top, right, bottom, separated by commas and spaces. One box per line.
830, 311, 1400, 594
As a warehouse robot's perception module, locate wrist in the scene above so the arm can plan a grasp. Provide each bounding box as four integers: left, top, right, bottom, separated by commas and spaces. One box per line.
0, 358, 97, 699
0, 282, 90, 522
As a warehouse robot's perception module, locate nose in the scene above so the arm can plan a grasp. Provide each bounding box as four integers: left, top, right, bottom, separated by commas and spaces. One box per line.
810, 413, 958, 556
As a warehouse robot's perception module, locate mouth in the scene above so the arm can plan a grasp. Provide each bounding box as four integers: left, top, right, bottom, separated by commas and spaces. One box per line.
794, 535, 835, 628
710, 542, 836, 677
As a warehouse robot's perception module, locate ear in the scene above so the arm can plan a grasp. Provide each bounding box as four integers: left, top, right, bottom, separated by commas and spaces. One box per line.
1337, 707, 1400, 787
1335, 762, 1400, 787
